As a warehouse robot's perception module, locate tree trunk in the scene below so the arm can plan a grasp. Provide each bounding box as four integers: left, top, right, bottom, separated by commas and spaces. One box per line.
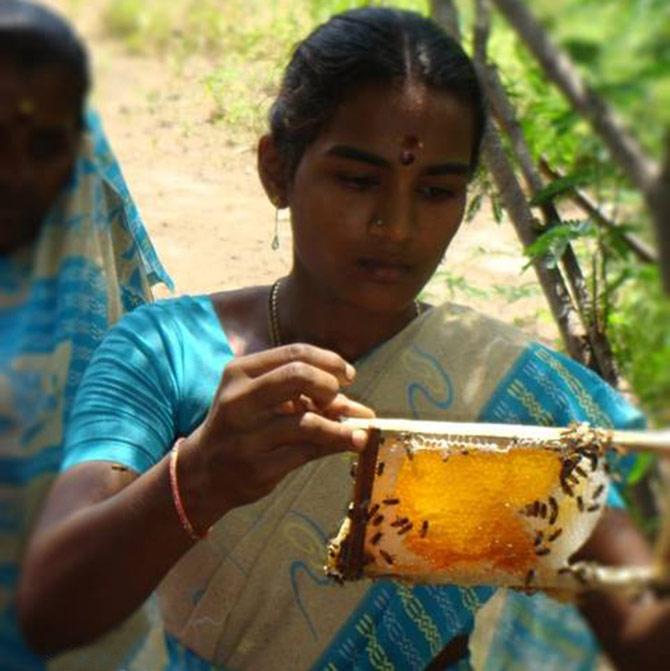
475, 47, 618, 383
426, 0, 595, 367
429, 0, 460, 39
482, 129, 591, 363
489, 0, 670, 293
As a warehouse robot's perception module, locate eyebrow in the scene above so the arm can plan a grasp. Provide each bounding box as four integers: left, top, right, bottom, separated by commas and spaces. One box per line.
326, 145, 389, 167
326, 144, 470, 175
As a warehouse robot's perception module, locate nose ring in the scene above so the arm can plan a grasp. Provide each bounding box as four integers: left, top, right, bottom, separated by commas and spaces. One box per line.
371, 217, 384, 227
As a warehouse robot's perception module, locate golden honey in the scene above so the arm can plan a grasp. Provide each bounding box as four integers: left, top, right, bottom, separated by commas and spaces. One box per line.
393, 450, 561, 573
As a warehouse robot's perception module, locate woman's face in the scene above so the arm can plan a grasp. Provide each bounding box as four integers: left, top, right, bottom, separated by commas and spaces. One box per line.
286, 80, 475, 314
0, 58, 81, 254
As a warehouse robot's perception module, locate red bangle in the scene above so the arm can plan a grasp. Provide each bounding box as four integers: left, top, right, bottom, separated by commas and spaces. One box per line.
169, 438, 209, 541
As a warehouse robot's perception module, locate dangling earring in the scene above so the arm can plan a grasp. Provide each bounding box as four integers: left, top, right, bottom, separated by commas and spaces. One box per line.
270, 195, 282, 250
271, 207, 280, 250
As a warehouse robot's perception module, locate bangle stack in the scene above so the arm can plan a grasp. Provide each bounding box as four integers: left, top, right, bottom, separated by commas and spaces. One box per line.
169, 438, 209, 541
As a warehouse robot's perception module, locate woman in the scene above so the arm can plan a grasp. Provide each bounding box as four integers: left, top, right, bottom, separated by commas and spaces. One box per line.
0, 1, 170, 669
18, 7, 669, 670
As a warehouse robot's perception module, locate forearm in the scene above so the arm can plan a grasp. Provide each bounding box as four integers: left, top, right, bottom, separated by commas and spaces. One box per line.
18, 443, 223, 655
17, 345, 370, 655
580, 590, 670, 671
576, 508, 670, 669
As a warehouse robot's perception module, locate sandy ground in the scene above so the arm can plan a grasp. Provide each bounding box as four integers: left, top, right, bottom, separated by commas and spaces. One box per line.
46, 0, 557, 342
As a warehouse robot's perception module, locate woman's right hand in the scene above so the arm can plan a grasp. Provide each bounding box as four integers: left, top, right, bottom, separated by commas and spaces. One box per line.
179, 343, 374, 526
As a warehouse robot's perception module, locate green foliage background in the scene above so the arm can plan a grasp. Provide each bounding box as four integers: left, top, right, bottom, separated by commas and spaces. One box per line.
493, 0, 670, 425
97, 0, 669, 425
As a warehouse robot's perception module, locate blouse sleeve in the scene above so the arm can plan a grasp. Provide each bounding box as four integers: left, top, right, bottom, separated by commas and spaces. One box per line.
61, 303, 180, 474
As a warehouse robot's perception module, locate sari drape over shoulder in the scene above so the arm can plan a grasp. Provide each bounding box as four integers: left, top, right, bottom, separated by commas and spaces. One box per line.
0, 111, 171, 671
156, 302, 642, 670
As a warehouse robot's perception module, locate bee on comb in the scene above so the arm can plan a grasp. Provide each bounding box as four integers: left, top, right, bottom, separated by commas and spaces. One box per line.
326, 419, 670, 594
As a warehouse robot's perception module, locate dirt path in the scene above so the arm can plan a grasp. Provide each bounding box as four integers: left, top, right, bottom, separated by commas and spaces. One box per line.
49, 0, 557, 341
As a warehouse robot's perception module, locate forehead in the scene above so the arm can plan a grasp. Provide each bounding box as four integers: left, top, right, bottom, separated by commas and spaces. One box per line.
315, 80, 475, 162
0, 57, 81, 126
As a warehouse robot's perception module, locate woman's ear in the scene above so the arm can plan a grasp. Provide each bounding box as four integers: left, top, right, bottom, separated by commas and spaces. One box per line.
257, 134, 289, 208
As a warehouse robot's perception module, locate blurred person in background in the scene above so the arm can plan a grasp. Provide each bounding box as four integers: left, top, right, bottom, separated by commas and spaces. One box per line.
0, 1, 170, 669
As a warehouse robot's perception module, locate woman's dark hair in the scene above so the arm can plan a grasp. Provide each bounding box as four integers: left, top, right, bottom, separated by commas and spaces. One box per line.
269, 7, 486, 179
0, 0, 90, 113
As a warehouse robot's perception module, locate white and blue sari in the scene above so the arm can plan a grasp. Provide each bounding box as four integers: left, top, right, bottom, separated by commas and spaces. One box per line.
60, 296, 641, 670
0, 111, 171, 671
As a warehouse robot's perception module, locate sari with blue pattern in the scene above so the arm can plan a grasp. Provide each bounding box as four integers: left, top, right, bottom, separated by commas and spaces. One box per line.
61, 295, 640, 670
0, 111, 170, 671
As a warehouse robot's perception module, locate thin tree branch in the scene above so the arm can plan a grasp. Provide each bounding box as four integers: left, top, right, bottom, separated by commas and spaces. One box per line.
489, 0, 660, 195
477, 54, 618, 381
482, 129, 591, 362
472, 0, 611, 376
471, 1, 587, 361
539, 159, 659, 265
490, 0, 670, 293
429, 0, 461, 40
472, 0, 491, 62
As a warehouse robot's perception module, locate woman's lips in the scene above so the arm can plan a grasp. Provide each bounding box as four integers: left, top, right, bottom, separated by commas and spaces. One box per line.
356, 257, 412, 283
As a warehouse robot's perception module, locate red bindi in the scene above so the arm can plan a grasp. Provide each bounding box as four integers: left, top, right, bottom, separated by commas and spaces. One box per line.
398, 135, 422, 166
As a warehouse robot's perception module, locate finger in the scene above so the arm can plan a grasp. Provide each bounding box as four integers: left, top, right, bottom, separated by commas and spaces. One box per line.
257, 411, 370, 454
275, 394, 318, 416
275, 394, 373, 420
295, 394, 317, 413
320, 394, 376, 420
246, 361, 343, 413
235, 343, 356, 386
216, 362, 341, 429
276, 399, 300, 416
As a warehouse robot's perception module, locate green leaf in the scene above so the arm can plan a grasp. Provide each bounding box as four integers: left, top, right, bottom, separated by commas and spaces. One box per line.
625, 453, 655, 486
492, 195, 504, 224
465, 192, 483, 223
529, 171, 593, 206
523, 220, 595, 264
561, 38, 601, 66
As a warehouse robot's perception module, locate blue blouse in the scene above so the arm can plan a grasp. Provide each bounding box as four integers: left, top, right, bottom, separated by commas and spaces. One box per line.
63, 295, 233, 473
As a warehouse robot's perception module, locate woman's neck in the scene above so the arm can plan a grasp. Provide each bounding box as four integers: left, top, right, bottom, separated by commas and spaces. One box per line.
276, 271, 420, 362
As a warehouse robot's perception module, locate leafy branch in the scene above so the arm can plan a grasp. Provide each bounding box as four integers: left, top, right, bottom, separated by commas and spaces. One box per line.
490, 0, 670, 293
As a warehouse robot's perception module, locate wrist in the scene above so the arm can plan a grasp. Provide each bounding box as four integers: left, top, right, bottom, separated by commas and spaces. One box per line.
168, 439, 210, 541
171, 431, 231, 538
